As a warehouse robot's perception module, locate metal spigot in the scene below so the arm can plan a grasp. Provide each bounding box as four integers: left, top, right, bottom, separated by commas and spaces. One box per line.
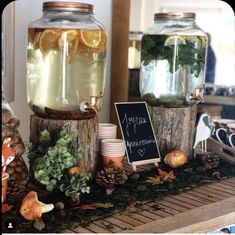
79, 92, 103, 115
190, 84, 205, 103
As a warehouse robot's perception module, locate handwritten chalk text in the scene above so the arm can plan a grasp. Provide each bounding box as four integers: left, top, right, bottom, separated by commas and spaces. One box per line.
126, 139, 156, 154
122, 113, 147, 136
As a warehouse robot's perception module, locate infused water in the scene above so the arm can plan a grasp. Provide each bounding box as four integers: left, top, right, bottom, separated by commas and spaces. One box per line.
140, 34, 207, 107
27, 28, 107, 119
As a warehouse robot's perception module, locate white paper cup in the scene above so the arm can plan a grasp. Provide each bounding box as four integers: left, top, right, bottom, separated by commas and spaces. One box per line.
101, 139, 126, 156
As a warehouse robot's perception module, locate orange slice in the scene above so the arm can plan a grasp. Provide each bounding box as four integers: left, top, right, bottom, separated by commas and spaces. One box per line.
28, 28, 36, 43
80, 29, 101, 48
33, 31, 42, 49
57, 29, 80, 64
39, 29, 61, 53
65, 29, 78, 42
58, 29, 79, 47
96, 30, 107, 53
68, 38, 79, 64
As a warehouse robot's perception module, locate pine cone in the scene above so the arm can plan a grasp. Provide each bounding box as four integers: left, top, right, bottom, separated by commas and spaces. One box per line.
96, 168, 116, 189
200, 153, 220, 170
96, 167, 128, 189
114, 168, 128, 185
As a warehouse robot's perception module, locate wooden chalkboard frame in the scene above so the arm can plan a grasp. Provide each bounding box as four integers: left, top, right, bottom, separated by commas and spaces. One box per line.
115, 102, 161, 171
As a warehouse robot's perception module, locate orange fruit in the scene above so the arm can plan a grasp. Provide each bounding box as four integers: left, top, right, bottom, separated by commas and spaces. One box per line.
39, 29, 61, 53
96, 30, 107, 53
33, 31, 42, 49
58, 29, 79, 47
67, 166, 84, 177
80, 29, 101, 48
65, 29, 78, 42
68, 38, 79, 64
28, 28, 36, 43
58, 29, 79, 64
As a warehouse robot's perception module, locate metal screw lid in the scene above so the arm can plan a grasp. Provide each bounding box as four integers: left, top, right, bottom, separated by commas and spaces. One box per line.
154, 12, 196, 20
43, 1, 94, 13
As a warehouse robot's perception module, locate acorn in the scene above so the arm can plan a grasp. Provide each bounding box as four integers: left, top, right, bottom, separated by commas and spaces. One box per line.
164, 150, 188, 168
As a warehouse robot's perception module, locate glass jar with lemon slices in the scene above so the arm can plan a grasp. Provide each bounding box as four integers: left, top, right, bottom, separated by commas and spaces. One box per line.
140, 13, 208, 108
27, 1, 107, 119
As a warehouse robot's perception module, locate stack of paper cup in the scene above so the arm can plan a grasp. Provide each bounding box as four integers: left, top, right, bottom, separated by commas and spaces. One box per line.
97, 123, 117, 152
101, 139, 125, 168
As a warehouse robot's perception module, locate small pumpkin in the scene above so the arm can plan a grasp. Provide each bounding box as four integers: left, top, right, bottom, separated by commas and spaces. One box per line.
67, 166, 84, 177
164, 150, 188, 168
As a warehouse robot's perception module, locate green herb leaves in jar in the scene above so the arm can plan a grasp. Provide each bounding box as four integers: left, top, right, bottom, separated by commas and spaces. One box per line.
140, 12, 208, 108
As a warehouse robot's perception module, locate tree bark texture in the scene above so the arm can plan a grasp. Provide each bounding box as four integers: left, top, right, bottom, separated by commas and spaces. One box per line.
29, 115, 98, 176
148, 106, 197, 158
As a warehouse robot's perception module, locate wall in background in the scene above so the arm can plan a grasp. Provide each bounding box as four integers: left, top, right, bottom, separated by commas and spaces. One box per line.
3, 0, 112, 141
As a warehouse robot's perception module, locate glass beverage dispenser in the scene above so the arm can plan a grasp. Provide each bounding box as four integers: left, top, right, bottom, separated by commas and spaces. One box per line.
139, 12, 208, 108
27, 1, 107, 119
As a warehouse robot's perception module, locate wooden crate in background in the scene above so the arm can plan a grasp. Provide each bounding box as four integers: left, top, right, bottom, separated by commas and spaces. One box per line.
207, 137, 235, 165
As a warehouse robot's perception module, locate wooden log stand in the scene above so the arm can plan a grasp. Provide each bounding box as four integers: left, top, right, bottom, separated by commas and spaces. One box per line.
148, 105, 197, 158
29, 114, 98, 176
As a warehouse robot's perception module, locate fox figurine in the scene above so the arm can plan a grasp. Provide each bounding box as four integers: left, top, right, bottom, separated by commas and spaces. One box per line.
2, 138, 15, 172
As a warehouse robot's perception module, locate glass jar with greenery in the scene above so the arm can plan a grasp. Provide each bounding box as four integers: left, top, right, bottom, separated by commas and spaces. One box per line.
140, 12, 208, 108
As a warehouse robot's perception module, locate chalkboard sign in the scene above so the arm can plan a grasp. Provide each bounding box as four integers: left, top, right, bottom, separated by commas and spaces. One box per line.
115, 102, 161, 169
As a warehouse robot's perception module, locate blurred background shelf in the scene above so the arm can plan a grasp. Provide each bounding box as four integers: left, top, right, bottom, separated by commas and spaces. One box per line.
204, 95, 235, 106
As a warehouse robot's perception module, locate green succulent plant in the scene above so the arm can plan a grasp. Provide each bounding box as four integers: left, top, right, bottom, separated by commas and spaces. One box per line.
29, 129, 91, 201
60, 173, 91, 200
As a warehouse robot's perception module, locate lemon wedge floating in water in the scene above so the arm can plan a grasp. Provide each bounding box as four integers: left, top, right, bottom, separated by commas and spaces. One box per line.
164, 35, 186, 46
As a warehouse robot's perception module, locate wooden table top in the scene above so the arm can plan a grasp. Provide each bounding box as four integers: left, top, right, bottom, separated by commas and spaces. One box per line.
60, 162, 235, 233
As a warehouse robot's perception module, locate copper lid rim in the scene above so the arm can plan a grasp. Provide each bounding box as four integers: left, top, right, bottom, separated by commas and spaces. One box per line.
43, 1, 94, 12
154, 12, 196, 20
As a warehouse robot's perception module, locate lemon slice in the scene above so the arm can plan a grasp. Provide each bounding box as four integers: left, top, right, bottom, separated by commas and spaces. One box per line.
199, 36, 207, 48
164, 36, 186, 46
80, 29, 101, 48
39, 29, 61, 53
187, 35, 201, 48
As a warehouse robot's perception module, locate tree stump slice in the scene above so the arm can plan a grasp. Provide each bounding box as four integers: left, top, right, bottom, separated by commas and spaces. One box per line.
148, 106, 197, 158
29, 114, 98, 176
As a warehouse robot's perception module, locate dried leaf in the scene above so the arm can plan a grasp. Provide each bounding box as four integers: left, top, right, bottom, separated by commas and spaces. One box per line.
2, 203, 13, 213
167, 171, 176, 182
145, 176, 162, 185
94, 203, 114, 209
78, 202, 114, 210
158, 168, 176, 182
158, 168, 169, 178
78, 204, 97, 210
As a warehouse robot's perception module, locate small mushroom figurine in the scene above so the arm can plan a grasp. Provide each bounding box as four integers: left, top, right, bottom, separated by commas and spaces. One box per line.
164, 150, 188, 168
20, 191, 54, 221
